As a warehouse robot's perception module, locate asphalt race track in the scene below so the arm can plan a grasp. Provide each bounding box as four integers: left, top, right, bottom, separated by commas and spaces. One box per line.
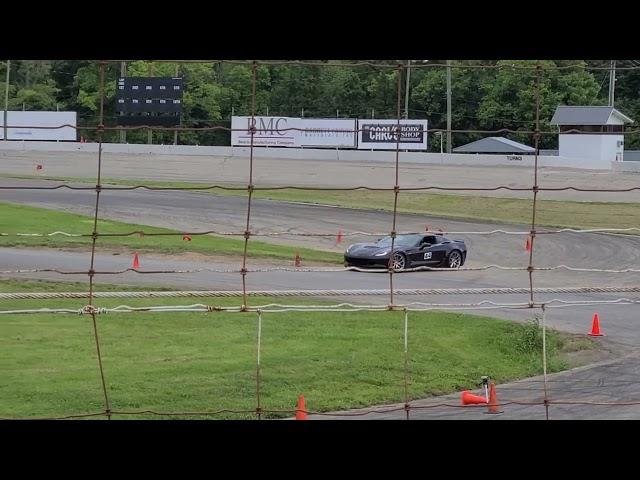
2, 170, 640, 419
2, 149, 640, 202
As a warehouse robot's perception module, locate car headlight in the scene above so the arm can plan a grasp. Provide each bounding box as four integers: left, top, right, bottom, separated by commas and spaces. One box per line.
374, 250, 390, 256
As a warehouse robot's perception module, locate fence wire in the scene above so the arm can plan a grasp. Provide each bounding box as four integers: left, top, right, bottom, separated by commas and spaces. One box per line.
2, 59, 640, 420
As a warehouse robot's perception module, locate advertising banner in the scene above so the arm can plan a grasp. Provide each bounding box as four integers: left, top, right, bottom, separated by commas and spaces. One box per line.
357, 119, 428, 150
231, 116, 357, 148
0, 111, 77, 141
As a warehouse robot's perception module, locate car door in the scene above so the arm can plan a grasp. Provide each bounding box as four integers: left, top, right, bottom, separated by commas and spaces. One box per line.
426, 235, 449, 266
413, 235, 439, 266
404, 242, 422, 266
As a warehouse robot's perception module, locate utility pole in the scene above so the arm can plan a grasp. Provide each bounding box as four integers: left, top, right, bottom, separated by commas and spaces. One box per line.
404, 60, 411, 119
446, 59, 452, 153
608, 60, 616, 107
120, 61, 127, 143
3, 60, 9, 141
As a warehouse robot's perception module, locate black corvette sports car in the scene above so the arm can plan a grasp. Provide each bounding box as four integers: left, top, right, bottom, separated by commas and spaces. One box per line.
344, 233, 467, 270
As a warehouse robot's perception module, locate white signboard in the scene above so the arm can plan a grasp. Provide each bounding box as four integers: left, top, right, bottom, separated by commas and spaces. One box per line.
357, 119, 428, 150
231, 116, 357, 148
231, 116, 296, 147
0, 111, 77, 141
296, 119, 357, 148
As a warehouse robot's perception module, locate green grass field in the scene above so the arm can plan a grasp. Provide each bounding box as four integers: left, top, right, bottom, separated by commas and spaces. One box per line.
0, 279, 596, 419
0, 202, 342, 264
5, 174, 639, 231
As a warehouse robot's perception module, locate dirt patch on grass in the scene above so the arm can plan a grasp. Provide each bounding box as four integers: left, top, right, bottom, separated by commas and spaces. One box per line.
558, 334, 631, 369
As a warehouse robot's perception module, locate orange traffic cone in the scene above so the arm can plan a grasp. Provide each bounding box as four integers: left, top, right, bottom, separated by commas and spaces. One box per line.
525, 237, 532, 252
182, 234, 192, 241
336, 230, 343, 244
295, 253, 302, 268
588, 313, 605, 337
295, 395, 307, 420
132, 252, 140, 269
486, 383, 503, 414
461, 391, 488, 405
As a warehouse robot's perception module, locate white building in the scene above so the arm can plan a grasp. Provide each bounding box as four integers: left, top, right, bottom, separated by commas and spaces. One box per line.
550, 106, 633, 168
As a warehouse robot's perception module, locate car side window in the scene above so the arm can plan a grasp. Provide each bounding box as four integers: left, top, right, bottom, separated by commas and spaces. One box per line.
422, 236, 436, 245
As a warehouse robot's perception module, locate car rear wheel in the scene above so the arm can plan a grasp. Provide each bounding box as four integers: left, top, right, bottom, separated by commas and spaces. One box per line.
447, 250, 462, 268
391, 252, 407, 271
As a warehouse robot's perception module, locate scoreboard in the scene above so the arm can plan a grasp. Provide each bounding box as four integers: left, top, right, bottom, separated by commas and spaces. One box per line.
115, 77, 183, 126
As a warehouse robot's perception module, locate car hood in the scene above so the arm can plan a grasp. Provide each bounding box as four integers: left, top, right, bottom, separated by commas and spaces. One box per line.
346, 243, 392, 257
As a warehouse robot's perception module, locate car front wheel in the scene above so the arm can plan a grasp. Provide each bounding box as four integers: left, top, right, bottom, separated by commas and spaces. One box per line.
391, 252, 407, 271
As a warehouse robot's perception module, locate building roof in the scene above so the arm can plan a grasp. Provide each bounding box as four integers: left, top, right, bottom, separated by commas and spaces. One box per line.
452, 137, 536, 154
550, 106, 634, 125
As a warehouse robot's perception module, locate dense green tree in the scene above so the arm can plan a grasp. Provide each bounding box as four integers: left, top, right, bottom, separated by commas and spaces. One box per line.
599, 61, 640, 149
411, 60, 497, 148
3, 59, 639, 149
477, 60, 601, 148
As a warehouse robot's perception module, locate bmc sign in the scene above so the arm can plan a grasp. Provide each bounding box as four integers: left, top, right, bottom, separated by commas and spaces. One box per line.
231, 116, 356, 148
231, 116, 295, 147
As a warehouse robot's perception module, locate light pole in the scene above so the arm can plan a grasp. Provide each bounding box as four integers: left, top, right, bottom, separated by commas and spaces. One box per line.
404, 60, 411, 119
608, 60, 616, 107
446, 60, 452, 153
401, 60, 428, 120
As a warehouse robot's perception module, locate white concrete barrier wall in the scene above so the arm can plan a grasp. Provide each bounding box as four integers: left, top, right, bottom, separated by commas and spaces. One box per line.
611, 161, 640, 173
0, 141, 615, 170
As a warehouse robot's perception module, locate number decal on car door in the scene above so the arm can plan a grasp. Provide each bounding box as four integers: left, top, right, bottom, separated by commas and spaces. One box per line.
423, 252, 432, 260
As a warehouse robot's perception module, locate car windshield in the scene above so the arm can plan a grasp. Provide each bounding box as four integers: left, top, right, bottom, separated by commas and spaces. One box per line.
375, 234, 423, 248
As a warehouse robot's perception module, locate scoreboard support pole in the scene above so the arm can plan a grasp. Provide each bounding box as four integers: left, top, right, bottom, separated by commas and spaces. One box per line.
120, 61, 127, 144
147, 63, 153, 145
174, 64, 179, 145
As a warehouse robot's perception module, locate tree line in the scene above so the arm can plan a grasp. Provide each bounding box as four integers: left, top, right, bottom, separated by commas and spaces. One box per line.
1, 60, 638, 150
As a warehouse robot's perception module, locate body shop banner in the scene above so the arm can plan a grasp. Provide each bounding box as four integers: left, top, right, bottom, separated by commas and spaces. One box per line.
357, 119, 428, 150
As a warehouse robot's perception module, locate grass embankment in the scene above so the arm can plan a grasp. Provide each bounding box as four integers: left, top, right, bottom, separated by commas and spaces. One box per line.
0, 201, 341, 264
0, 278, 595, 419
